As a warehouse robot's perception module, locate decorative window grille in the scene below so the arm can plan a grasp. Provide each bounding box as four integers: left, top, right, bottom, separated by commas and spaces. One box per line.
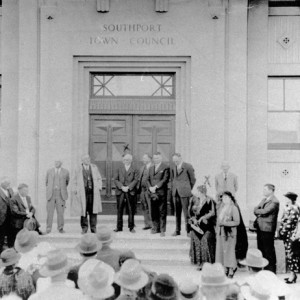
91, 73, 175, 98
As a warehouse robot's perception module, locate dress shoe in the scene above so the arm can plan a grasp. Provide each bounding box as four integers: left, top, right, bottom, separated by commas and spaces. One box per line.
37, 230, 46, 235
113, 228, 122, 232
160, 232, 165, 237
81, 231, 87, 235
130, 229, 136, 233
286, 273, 297, 284
59, 229, 65, 234
142, 226, 151, 230
172, 231, 180, 236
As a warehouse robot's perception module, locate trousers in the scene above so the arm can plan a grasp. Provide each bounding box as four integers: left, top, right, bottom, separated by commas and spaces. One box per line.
81, 189, 97, 233
140, 188, 152, 227
46, 190, 65, 231
174, 191, 190, 233
116, 193, 135, 230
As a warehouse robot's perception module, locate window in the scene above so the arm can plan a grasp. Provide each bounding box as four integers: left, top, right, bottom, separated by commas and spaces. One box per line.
91, 73, 175, 98
268, 77, 300, 150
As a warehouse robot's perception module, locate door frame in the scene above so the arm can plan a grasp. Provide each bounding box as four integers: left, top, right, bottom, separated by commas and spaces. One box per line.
72, 56, 191, 174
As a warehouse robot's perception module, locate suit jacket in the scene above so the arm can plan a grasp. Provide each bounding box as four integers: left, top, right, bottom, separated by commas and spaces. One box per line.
45, 167, 70, 201
254, 195, 280, 233
0, 188, 13, 227
114, 163, 139, 196
147, 163, 170, 196
171, 162, 196, 197
137, 164, 152, 192
10, 194, 36, 229
215, 172, 238, 196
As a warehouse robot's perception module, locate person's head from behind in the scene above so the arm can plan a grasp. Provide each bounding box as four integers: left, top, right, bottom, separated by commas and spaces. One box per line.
153, 152, 162, 166
149, 273, 178, 300
172, 153, 182, 166
18, 184, 29, 197
76, 233, 101, 259
0, 248, 21, 270
122, 153, 133, 167
0, 177, 11, 190
263, 184, 275, 197
119, 250, 136, 267
239, 249, 268, 275
142, 153, 152, 165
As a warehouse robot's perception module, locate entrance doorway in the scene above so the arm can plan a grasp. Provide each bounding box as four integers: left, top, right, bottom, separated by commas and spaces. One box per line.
89, 114, 175, 211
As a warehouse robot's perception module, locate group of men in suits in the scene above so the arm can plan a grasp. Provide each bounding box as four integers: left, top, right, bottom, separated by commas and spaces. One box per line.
113, 152, 196, 237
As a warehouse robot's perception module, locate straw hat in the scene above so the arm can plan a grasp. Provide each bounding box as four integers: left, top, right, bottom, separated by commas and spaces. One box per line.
149, 274, 178, 300
75, 233, 101, 254
179, 279, 200, 300
114, 259, 148, 291
200, 263, 233, 286
14, 228, 39, 253
0, 249, 21, 267
39, 249, 69, 277
239, 249, 268, 268
97, 226, 115, 245
78, 259, 115, 299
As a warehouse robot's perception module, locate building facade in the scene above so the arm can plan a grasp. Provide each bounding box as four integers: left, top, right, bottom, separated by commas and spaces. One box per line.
1, 0, 300, 222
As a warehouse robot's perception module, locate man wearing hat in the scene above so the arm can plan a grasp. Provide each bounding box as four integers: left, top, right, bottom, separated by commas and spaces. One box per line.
114, 259, 149, 300
78, 259, 115, 300
148, 273, 178, 300
239, 248, 268, 274
96, 226, 121, 271
29, 249, 83, 300
67, 233, 101, 289
0, 248, 35, 299
179, 279, 200, 300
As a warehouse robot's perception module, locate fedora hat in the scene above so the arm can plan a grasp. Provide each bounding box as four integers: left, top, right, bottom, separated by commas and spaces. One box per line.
14, 228, 39, 253
39, 249, 69, 277
96, 226, 114, 245
239, 249, 268, 268
119, 250, 137, 267
78, 259, 115, 299
284, 192, 298, 202
114, 259, 148, 291
149, 274, 178, 300
200, 263, 233, 286
0, 249, 21, 267
75, 233, 102, 254
179, 280, 199, 300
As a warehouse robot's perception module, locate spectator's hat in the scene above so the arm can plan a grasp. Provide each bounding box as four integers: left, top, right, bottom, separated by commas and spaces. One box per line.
0, 249, 21, 267
114, 259, 148, 291
78, 258, 115, 299
284, 192, 298, 202
14, 228, 39, 253
179, 279, 199, 300
39, 249, 69, 277
75, 233, 101, 254
239, 249, 268, 268
200, 262, 233, 286
36, 242, 54, 257
96, 226, 115, 245
149, 274, 178, 300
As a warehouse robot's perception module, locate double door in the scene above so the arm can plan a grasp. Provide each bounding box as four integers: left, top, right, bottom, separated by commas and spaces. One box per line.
89, 115, 175, 202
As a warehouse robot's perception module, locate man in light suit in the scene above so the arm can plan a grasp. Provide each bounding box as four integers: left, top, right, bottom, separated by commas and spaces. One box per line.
10, 184, 42, 246
46, 160, 70, 234
147, 152, 170, 237
113, 153, 139, 233
0, 177, 13, 252
171, 153, 196, 236
254, 184, 279, 273
137, 154, 153, 230
215, 161, 238, 197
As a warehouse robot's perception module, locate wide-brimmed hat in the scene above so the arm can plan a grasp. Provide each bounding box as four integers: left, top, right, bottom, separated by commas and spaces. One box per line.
241, 277, 276, 300
75, 233, 101, 254
0, 249, 21, 267
39, 249, 69, 277
239, 249, 268, 269
78, 258, 115, 299
119, 250, 137, 267
149, 274, 178, 300
200, 263, 233, 286
179, 279, 199, 300
114, 259, 148, 291
14, 228, 39, 253
96, 226, 115, 245
284, 192, 298, 202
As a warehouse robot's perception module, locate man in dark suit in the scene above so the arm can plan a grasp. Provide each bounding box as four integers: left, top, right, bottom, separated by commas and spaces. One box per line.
171, 153, 196, 236
254, 183, 280, 273
10, 183, 42, 246
147, 152, 170, 237
0, 177, 13, 252
137, 153, 153, 230
45, 160, 70, 234
114, 153, 139, 233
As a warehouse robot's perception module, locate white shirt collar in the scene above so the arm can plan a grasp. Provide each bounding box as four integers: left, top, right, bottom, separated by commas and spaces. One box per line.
146, 162, 151, 169
155, 162, 161, 170
1, 187, 8, 197
177, 162, 183, 170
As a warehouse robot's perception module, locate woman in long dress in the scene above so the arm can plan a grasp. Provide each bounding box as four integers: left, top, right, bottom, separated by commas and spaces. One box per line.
279, 192, 300, 284
215, 191, 240, 278
189, 185, 216, 270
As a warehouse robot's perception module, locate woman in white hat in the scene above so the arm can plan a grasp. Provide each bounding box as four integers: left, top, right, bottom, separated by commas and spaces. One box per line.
78, 259, 115, 300
114, 259, 149, 300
